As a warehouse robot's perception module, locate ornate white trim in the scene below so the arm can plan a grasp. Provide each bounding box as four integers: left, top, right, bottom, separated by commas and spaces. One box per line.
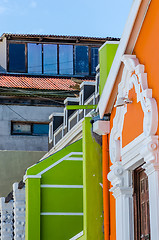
108, 55, 159, 240
108, 162, 134, 240
110, 55, 158, 164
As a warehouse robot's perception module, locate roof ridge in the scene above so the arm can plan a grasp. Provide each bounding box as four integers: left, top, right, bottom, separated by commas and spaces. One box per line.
0, 33, 120, 41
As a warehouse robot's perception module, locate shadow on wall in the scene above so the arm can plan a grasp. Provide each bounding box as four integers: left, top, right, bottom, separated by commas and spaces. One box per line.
0, 65, 6, 72
0, 150, 46, 197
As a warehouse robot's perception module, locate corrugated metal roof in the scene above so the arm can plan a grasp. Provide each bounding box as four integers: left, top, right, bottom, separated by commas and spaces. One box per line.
0, 74, 94, 91
0, 33, 120, 42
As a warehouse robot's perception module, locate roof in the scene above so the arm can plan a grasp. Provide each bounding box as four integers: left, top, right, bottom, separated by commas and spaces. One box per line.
0, 74, 94, 91
0, 33, 120, 43
98, 0, 150, 117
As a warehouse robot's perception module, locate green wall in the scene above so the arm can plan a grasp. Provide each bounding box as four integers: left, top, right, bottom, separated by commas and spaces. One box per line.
82, 117, 103, 240
0, 150, 46, 196
25, 140, 83, 240
26, 177, 41, 240
99, 42, 118, 95
25, 118, 104, 240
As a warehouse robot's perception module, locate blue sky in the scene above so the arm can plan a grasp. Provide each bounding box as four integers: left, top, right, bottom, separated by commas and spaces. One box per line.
0, 0, 133, 38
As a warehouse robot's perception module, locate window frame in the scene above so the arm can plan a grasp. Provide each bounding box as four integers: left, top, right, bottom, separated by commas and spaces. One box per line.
7, 41, 99, 76
11, 121, 49, 136
7, 42, 28, 73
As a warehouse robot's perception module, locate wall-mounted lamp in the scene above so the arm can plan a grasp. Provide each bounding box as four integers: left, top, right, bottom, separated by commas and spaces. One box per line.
114, 97, 132, 107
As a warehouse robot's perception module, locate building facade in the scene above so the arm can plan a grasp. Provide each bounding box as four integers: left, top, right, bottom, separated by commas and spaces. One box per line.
0, 34, 114, 196
97, 0, 159, 239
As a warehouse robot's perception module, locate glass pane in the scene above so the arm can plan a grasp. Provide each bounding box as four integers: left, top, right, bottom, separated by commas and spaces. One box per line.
9, 44, 25, 72
59, 45, 73, 75
28, 43, 42, 73
91, 47, 99, 74
43, 44, 57, 74
75, 46, 89, 75
33, 124, 49, 135
12, 123, 31, 134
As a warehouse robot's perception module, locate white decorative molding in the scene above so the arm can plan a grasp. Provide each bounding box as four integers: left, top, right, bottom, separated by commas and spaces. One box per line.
108, 163, 134, 240
110, 55, 158, 164
139, 136, 159, 240
13, 183, 25, 240
0, 197, 13, 240
108, 55, 159, 240
109, 126, 159, 240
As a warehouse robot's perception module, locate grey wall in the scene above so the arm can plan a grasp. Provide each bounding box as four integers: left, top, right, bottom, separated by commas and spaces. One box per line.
0, 104, 63, 151
0, 150, 46, 197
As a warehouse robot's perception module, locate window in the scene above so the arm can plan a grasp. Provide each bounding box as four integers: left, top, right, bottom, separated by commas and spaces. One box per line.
91, 47, 99, 75
9, 43, 26, 72
43, 44, 57, 74
12, 122, 31, 135
59, 45, 73, 75
28, 43, 42, 73
8, 42, 99, 76
11, 122, 49, 136
33, 123, 49, 135
75, 46, 89, 75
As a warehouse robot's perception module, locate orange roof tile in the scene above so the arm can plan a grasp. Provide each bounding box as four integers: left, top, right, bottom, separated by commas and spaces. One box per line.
0, 75, 94, 91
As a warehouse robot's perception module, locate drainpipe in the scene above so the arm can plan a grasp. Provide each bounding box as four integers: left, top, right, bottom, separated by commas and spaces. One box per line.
93, 118, 110, 240
102, 134, 110, 240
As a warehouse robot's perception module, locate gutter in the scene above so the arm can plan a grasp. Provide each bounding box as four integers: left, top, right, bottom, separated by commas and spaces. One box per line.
92, 118, 110, 240
102, 135, 110, 240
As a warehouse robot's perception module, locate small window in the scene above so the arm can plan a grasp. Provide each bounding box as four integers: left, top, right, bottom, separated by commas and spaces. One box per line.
75, 46, 89, 75
91, 47, 99, 75
12, 123, 31, 135
11, 122, 49, 136
9, 43, 26, 72
33, 123, 49, 135
28, 43, 42, 73
59, 45, 73, 75
43, 44, 57, 74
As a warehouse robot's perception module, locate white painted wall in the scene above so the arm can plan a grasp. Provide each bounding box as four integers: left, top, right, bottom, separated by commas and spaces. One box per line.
0, 105, 63, 151
0, 38, 7, 71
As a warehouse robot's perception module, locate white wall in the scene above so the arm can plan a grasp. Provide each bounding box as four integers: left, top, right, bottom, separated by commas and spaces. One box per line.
0, 104, 63, 151
0, 38, 7, 71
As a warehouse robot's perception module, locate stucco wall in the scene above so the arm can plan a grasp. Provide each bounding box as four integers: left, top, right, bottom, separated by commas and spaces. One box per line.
99, 42, 118, 96
133, 0, 159, 136
0, 104, 63, 151
0, 150, 46, 197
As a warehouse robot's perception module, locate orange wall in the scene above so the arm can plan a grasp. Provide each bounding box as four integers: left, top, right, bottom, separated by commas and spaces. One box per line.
111, 0, 159, 147
122, 86, 144, 147
133, 0, 159, 134
106, 1, 159, 238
